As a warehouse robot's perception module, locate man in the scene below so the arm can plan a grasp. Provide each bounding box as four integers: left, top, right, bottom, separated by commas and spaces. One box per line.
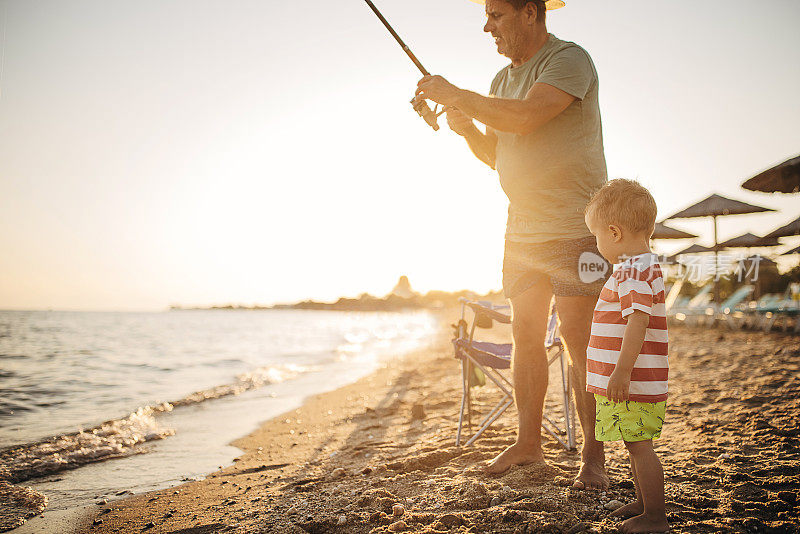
415, 0, 610, 489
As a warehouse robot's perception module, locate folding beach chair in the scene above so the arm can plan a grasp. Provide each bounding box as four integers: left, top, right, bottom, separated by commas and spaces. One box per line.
756, 284, 800, 333
452, 298, 577, 450
669, 284, 713, 324
711, 285, 755, 329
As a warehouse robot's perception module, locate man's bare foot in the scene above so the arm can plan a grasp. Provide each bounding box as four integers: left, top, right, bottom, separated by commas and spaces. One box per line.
609, 501, 644, 518
571, 461, 609, 490
485, 443, 545, 475
620, 513, 669, 533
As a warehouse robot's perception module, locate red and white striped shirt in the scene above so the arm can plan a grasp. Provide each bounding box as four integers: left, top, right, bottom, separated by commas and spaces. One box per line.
586, 253, 668, 402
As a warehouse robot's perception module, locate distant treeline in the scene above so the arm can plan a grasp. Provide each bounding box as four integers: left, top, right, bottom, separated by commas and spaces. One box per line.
170, 289, 504, 312
170, 264, 800, 312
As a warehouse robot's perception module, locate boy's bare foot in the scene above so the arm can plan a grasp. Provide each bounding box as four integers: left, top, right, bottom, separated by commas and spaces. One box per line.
571, 461, 610, 490
609, 501, 644, 518
620, 513, 669, 533
485, 443, 545, 474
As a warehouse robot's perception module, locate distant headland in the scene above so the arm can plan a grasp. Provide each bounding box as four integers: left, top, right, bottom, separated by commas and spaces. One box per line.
169, 276, 502, 312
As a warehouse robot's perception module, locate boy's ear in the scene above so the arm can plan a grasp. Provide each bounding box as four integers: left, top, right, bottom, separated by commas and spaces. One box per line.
609, 224, 623, 242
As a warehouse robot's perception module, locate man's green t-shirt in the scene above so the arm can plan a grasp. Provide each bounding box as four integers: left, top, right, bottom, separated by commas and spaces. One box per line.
490, 34, 607, 244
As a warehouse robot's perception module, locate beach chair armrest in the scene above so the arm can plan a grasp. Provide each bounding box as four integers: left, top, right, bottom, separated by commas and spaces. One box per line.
466, 302, 511, 324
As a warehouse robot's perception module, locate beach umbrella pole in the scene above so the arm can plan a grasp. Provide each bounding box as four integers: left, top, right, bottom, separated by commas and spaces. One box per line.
713, 215, 719, 303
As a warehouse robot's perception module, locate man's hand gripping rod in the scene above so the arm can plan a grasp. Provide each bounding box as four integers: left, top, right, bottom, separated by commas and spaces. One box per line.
364, 0, 444, 131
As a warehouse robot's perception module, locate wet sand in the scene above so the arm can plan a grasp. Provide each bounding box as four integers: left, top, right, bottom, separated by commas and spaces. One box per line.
15, 318, 800, 533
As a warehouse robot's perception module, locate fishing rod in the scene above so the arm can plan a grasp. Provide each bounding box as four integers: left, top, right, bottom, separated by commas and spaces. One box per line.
364, 0, 444, 131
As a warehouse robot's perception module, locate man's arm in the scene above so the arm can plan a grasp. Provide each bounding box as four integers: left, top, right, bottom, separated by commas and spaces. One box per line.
454, 83, 575, 136
445, 106, 497, 169
464, 125, 498, 169
605, 310, 649, 403
417, 76, 576, 136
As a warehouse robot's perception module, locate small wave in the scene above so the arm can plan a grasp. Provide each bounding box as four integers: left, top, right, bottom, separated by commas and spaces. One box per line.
0, 354, 27, 360
117, 361, 177, 372
344, 332, 369, 344
0, 404, 175, 484
171, 363, 305, 407
0, 363, 305, 484
204, 357, 247, 367
0, 481, 48, 531
0, 400, 37, 415
33, 400, 67, 408
336, 343, 363, 356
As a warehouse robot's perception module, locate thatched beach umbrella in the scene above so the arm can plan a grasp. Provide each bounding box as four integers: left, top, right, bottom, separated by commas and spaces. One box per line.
666, 243, 713, 264
742, 155, 800, 194
718, 232, 782, 249
736, 255, 779, 299
737, 254, 778, 272
666, 194, 775, 302
764, 215, 800, 239
779, 245, 800, 270
718, 233, 782, 290
750, 255, 778, 267
651, 223, 698, 262
718, 238, 781, 299
652, 222, 697, 240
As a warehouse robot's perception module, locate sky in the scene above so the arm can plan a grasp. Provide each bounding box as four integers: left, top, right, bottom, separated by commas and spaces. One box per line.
0, 0, 798, 311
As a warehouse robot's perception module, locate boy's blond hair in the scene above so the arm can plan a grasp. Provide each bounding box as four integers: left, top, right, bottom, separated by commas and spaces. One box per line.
585, 179, 658, 235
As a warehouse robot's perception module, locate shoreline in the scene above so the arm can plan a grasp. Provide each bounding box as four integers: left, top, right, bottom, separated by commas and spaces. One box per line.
5, 312, 451, 534
2, 308, 440, 532
8, 313, 460, 533
10, 319, 800, 533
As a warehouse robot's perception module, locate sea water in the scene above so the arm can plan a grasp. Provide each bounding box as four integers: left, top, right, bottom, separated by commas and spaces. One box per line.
0, 309, 438, 512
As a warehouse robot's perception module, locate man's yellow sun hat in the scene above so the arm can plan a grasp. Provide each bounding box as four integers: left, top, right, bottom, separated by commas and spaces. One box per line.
469, 0, 566, 9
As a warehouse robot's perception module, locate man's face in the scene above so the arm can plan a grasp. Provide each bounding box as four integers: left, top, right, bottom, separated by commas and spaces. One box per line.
483, 0, 531, 59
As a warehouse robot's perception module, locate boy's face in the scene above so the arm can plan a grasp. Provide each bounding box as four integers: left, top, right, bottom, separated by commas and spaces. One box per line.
585, 209, 623, 264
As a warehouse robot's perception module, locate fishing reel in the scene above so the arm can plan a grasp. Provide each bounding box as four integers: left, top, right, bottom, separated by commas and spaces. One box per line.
411, 96, 445, 131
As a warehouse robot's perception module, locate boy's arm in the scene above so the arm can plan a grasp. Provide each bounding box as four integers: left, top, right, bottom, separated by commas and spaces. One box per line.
606, 310, 650, 402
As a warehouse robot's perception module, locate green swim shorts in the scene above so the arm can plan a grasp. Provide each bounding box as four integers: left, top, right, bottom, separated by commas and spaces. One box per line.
594, 394, 666, 442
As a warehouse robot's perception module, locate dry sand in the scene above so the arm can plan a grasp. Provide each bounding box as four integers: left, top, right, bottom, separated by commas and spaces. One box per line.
22, 317, 800, 533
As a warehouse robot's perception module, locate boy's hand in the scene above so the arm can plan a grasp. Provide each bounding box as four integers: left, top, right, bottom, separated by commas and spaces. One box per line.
606, 370, 630, 403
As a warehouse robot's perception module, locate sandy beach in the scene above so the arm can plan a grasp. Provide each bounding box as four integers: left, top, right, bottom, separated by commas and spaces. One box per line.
3, 1, 798, 533
11, 314, 800, 534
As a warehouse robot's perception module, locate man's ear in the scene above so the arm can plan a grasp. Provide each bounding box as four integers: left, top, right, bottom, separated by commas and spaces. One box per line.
609, 224, 623, 242
524, 2, 538, 25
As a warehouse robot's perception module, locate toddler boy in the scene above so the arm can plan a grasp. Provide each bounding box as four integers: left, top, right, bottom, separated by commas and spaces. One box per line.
583, 179, 669, 534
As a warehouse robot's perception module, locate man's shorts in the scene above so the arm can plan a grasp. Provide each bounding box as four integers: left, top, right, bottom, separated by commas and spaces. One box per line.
502, 236, 609, 299
594, 394, 666, 442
